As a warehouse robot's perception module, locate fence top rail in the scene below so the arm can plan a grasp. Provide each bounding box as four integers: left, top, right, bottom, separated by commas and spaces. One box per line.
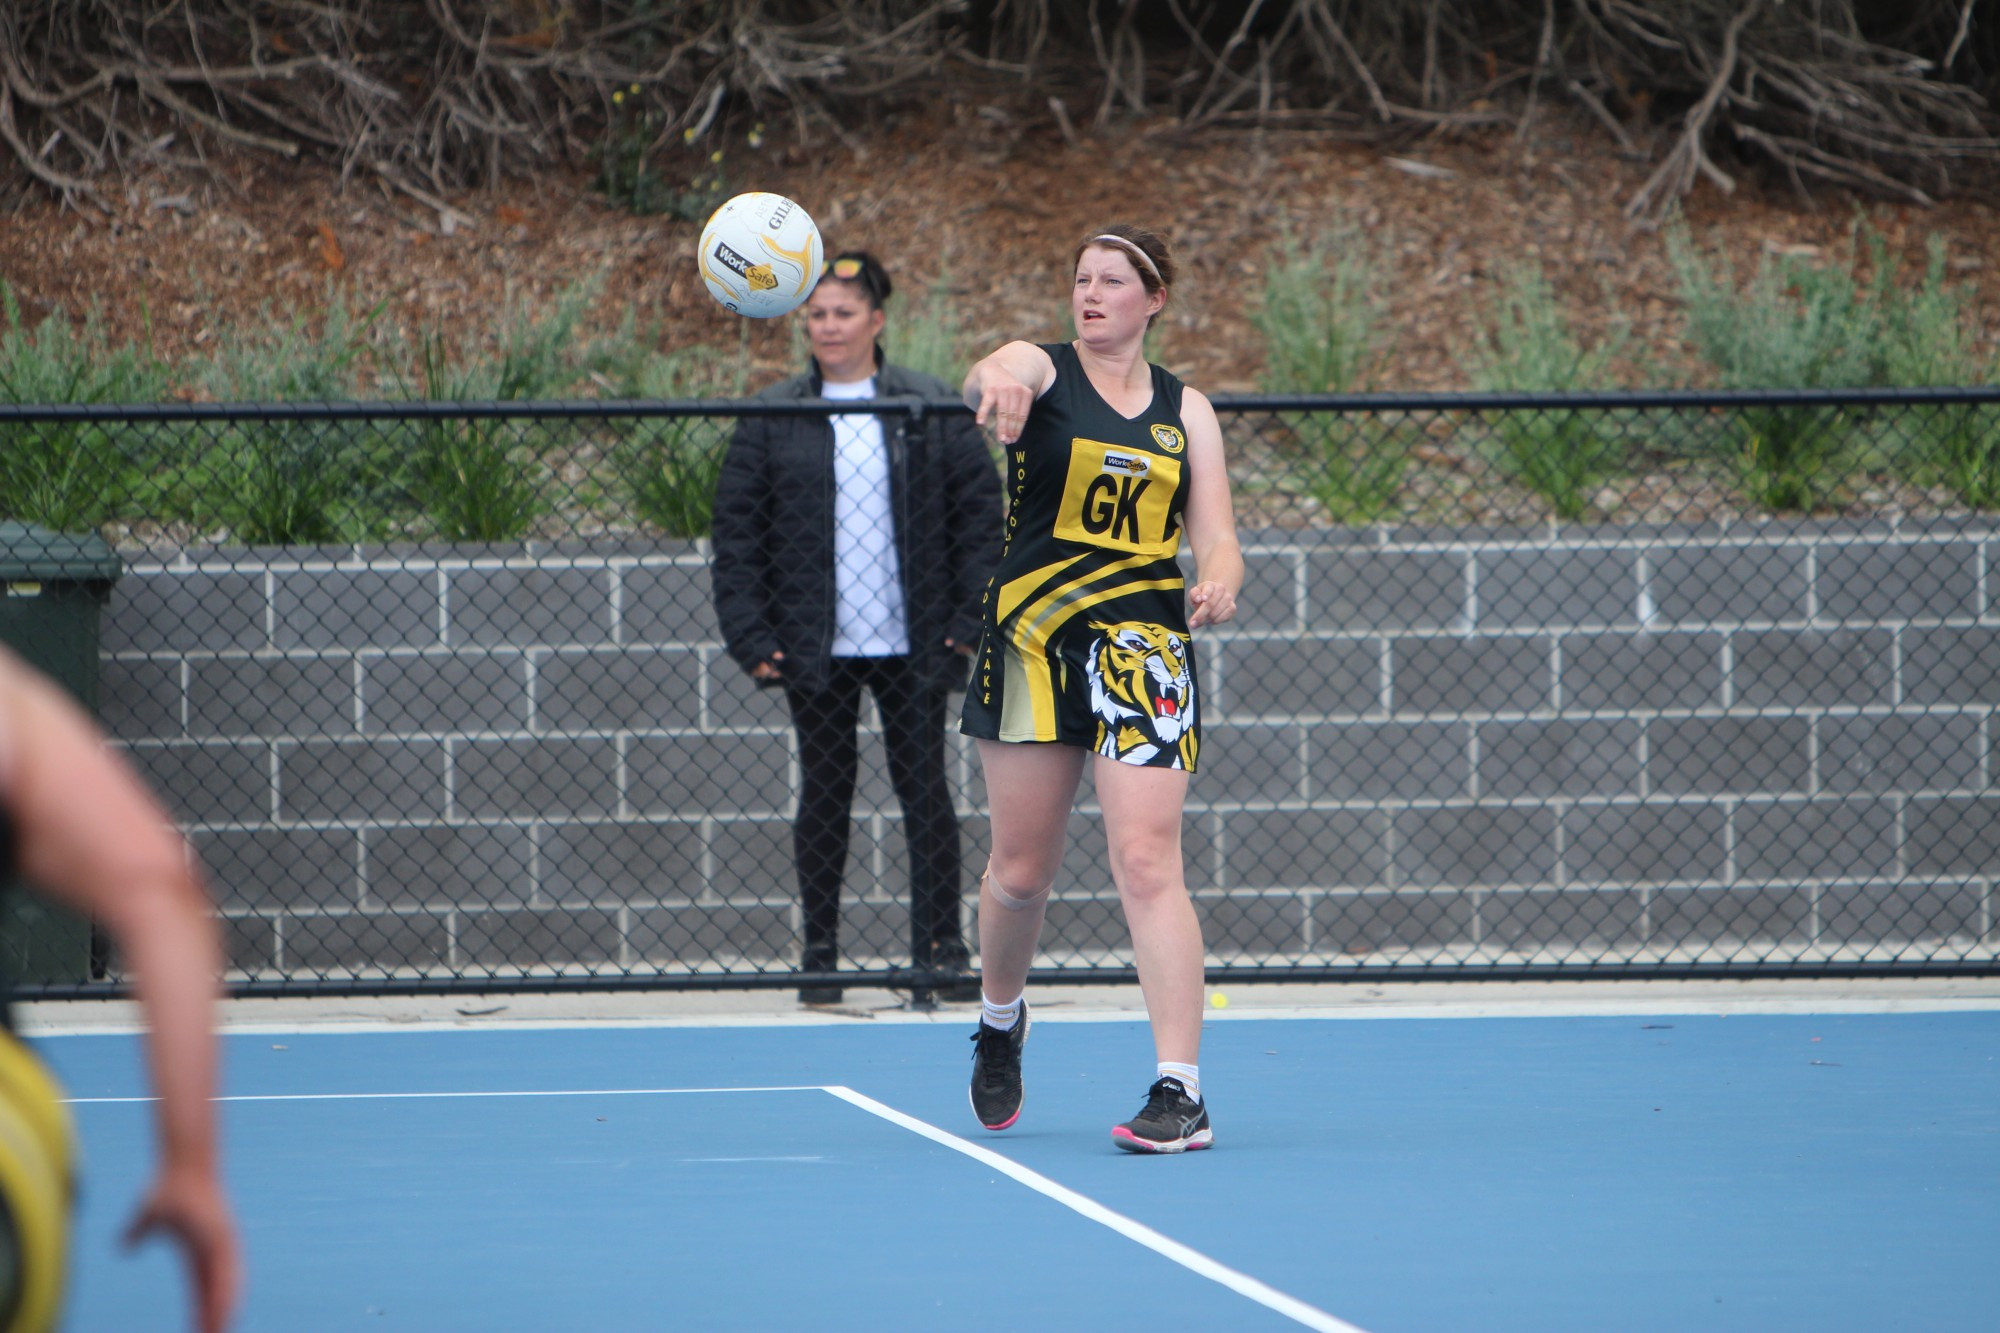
1216, 385, 2000, 412
2, 385, 1999, 423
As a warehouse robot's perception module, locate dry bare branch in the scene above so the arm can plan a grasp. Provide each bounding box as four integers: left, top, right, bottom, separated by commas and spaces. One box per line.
1943, 0, 1975, 72
1625, 0, 1762, 220
0, 1, 1990, 220
1565, 77, 1639, 153
1517, 0, 1558, 147
0, 83, 107, 211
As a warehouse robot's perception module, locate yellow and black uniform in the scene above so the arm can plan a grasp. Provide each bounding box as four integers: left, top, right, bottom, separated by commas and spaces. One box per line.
961, 342, 1200, 770
0, 810, 76, 1333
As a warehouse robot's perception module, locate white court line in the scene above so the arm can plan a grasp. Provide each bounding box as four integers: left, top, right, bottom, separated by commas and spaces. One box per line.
824, 1085, 1369, 1333
66, 1081, 1370, 1331
64, 1085, 822, 1106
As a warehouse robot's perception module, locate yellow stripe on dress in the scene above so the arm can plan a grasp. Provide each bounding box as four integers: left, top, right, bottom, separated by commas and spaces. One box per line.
995, 554, 1087, 625
992, 556, 1091, 740
0, 1031, 73, 1332
1014, 575, 1188, 740
0, 1035, 71, 1179
1005, 553, 1159, 738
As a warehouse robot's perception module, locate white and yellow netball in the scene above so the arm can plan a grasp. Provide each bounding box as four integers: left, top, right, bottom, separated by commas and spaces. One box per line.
696, 191, 824, 318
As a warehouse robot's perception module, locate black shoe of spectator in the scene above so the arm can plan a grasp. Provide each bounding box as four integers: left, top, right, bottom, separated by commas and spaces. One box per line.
798, 942, 842, 1005
928, 940, 981, 1003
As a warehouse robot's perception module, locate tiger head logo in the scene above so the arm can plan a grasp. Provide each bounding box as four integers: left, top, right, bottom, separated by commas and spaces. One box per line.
1085, 621, 1196, 769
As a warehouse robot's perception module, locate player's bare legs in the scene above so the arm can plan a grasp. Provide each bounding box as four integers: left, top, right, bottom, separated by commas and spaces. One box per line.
966, 740, 1082, 1130
1094, 758, 1203, 1066
973, 740, 1084, 1000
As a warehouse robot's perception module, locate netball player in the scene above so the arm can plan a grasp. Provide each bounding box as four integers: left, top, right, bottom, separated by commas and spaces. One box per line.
959, 225, 1242, 1152
0, 647, 239, 1330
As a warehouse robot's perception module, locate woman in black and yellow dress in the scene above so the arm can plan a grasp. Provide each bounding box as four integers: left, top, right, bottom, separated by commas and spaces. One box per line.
960, 224, 1242, 1153
0, 647, 239, 1331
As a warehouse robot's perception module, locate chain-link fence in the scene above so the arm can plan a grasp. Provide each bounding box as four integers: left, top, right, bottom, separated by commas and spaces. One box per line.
5, 387, 2000, 997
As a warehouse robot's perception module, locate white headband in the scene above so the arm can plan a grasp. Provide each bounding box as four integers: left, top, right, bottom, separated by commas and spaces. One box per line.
1089, 234, 1164, 286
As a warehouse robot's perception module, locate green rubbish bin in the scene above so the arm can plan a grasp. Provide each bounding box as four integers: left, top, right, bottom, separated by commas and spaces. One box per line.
0, 523, 123, 985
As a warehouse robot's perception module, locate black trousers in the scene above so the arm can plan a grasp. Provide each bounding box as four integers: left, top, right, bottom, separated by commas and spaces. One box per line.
785, 656, 964, 965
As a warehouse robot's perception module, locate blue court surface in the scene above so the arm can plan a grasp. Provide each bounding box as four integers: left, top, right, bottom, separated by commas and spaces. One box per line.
42, 1002, 2000, 1331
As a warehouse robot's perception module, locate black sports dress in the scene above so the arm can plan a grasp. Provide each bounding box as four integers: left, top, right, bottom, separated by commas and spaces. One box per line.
960, 342, 1200, 771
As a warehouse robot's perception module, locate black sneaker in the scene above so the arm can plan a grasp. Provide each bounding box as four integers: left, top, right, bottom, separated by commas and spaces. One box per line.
929, 940, 981, 1004
968, 1001, 1028, 1130
798, 943, 842, 1005
1111, 1077, 1213, 1154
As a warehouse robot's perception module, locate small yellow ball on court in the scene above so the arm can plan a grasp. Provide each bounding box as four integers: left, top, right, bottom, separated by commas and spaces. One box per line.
1210, 992, 1229, 1009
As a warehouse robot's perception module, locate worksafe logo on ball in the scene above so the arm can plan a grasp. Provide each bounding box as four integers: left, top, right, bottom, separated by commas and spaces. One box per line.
709, 239, 779, 292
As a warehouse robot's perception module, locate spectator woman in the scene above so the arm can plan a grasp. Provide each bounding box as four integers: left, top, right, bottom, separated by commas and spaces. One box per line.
712, 251, 1004, 1004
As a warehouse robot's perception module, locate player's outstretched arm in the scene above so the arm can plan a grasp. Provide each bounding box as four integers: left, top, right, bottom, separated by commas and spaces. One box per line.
0, 650, 241, 1333
962, 341, 1055, 446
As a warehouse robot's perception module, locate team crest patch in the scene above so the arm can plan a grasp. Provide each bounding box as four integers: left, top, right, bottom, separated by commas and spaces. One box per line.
1150, 424, 1185, 453
1085, 620, 1197, 769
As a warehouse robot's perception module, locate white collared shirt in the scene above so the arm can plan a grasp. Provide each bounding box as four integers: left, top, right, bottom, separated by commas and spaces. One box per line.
823, 376, 909, 657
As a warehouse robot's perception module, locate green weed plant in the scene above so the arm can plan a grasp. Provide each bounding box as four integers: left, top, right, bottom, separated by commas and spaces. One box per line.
183, 290, 393, 544
438, 277, 604, 402
596, 85, 673, 216
1463, 261, 1631, 520
890, 268, 974, 388
1251, 220, 1379, 395
619, 418, 726, 537
3, 227, 1996, 542
379, 277, 617, 541
1668, 217, 1911, 512
1295, 414, 1410, 525
586, 312, 749, 401
398, 331, 545, 542
603, 343, 745, 538
596, 84, 754, 222
1874, 235, 2000, 509
1251, 221, 1405, 522
0, 286, 166, 531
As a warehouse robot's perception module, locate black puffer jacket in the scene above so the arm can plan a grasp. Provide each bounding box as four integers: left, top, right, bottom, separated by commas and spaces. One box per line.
710, 353, 1004, 695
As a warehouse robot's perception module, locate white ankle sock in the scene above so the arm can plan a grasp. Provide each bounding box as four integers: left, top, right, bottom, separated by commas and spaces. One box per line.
1157, 1061, 1201, 1102
981, 993, 1023, 1032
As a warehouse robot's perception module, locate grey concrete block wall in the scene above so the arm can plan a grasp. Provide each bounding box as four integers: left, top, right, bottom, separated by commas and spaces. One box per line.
97, 523, 2000, 981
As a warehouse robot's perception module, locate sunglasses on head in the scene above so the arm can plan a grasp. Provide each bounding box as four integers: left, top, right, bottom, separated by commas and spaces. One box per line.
821, 255, 883, 301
